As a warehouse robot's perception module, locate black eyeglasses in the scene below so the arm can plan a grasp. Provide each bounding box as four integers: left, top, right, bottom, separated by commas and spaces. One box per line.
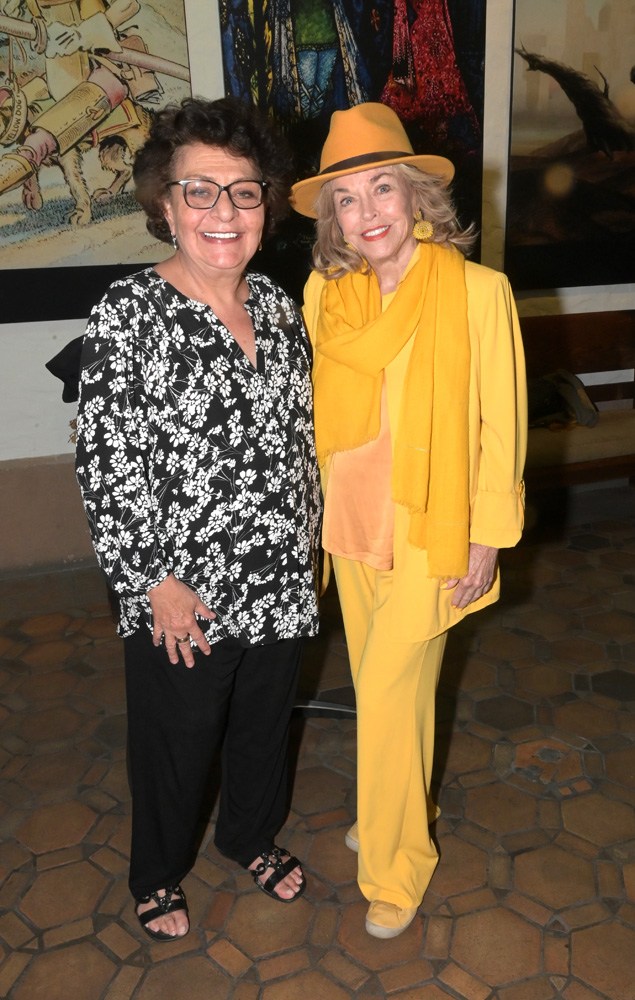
167, 178, 267, 210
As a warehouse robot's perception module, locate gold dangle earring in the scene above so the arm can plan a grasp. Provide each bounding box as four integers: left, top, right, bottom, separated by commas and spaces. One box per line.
412, 210, 434, 242
338, 224, 355, 252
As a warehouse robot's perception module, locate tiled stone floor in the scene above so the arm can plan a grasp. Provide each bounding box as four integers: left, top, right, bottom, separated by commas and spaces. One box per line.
0, 485, 634, 1000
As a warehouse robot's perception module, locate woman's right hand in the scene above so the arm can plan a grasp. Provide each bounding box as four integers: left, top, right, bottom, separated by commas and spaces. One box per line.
147, 574, 216, 668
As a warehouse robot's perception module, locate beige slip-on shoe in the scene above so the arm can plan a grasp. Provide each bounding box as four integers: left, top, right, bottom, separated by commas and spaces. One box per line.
345, 822, 359, 852
365, 900, 418, 939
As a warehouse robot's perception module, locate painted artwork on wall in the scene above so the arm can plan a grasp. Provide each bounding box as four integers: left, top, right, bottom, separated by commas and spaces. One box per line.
0, 0, 191, 321
220, 0, 487, 300
505, 0, 635, 291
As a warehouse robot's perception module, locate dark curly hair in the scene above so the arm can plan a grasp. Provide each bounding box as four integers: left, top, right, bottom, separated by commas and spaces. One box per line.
133, 96, 295, 244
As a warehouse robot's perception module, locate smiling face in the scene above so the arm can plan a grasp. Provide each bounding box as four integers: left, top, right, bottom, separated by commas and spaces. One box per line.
331, 165, 417, 280
162, 142, 265, 279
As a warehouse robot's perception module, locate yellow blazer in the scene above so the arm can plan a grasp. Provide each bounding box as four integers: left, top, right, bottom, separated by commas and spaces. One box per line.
303, 259, 528, 642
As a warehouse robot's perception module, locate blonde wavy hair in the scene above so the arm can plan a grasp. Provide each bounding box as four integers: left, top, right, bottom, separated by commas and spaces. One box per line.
312, 163, 477, 279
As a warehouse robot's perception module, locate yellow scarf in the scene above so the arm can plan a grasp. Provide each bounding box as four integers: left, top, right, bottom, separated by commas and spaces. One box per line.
313, 242, 470, 579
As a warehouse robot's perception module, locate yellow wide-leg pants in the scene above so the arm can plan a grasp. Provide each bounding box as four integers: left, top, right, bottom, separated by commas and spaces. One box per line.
332, 555, 447, 909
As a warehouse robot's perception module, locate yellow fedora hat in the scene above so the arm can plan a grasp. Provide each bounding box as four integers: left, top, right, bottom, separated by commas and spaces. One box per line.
291, 102, 455, 219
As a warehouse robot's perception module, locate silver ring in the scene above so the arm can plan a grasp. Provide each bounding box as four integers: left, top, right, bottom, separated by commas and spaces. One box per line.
175, 635, 189, 644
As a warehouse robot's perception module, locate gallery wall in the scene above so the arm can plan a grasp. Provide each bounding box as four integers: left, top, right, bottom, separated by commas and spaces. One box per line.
0, 0, 633, 571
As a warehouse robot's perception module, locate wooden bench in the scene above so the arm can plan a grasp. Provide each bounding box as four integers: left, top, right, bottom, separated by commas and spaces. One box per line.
520, 310, 635, 490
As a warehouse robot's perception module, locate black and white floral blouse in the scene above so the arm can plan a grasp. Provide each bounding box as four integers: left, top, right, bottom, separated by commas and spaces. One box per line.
75, 268, 322, 646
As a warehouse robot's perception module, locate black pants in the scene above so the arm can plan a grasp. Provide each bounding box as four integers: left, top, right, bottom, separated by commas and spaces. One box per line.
124, 627, 303, 898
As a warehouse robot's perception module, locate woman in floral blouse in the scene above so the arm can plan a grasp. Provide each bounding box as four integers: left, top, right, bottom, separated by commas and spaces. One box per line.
75, 97, 321, 941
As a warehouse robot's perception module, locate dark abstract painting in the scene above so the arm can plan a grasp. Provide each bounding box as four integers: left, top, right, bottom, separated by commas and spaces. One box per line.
505, 0, 635, 291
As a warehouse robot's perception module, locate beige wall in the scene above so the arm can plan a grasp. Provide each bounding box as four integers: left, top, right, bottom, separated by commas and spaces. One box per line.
0, 454, 95, 574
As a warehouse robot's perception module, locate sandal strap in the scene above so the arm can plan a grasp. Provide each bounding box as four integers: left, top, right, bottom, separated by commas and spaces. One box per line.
135, 885, 188, 926
261, 854, 302, 894
250, 846, 290, 882
250, 846, 303, 895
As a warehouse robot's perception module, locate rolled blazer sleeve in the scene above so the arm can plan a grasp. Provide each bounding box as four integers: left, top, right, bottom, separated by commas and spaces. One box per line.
466, 264, 527, 549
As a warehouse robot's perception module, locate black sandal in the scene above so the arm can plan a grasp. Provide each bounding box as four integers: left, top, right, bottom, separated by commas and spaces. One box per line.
250, 846, 306, 903
134, 884, 189, 942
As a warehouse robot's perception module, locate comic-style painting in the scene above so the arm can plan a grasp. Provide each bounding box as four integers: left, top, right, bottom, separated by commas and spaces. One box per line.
220, 0, 486, 299
0, 0, 190, 274
505, 0, 635, 290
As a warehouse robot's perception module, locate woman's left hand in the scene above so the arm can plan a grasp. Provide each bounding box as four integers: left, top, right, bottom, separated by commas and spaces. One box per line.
148, 573, 216, 667
442, 543, 498, 610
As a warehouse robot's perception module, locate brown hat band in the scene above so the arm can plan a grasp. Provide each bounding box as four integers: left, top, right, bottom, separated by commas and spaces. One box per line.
320, 150, 415, 176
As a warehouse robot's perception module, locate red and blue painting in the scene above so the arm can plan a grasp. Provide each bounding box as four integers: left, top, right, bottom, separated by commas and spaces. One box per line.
220, 0, 487, 299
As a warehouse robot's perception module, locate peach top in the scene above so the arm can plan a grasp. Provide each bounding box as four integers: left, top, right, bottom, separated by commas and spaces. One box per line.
322, 375, 395, 569
321, 281, 415, 570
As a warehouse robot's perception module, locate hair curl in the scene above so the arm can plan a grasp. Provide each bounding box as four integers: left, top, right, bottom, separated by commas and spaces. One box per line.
133, 96, 295, 244
312, 163, 477, 278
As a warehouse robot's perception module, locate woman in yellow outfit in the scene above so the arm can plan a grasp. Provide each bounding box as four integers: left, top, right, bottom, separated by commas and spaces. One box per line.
291, 103, 527, 939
